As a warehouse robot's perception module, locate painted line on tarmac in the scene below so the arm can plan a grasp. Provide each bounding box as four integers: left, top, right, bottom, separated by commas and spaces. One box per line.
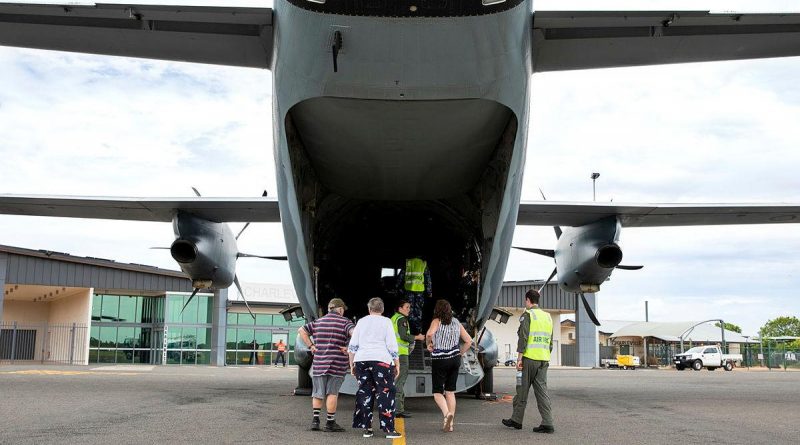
394, 417, 406, 445
0, 370, 139, 376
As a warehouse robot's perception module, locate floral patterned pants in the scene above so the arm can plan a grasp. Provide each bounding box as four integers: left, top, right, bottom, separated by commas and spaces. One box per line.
352, 361, 396, 432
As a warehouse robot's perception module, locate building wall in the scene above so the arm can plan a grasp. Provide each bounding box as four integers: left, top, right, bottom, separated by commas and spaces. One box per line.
3, 300, 49, 323
561, 323, 576, 345
48, 289, 91, 325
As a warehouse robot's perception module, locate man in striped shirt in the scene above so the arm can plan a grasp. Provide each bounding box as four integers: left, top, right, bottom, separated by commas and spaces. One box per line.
298, 298, 355, 432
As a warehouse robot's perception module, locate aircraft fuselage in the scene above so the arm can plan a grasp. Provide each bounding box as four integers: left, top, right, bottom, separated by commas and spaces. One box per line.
272, 0, 534, 329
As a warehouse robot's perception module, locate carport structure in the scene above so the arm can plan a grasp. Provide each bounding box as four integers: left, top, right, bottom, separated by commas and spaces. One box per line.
610, 321, 758, 367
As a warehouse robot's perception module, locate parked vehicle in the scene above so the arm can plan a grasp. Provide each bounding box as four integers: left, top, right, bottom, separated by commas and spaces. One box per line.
673, 346, 742, 371
601, 355, 640, 370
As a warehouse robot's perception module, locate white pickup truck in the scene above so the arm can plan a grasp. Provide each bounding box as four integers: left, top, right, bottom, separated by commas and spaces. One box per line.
673, 346, 742, 371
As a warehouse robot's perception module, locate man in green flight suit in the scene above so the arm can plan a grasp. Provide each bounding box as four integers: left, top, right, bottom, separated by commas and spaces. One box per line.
391, 298, 425, 418
502, 289, 555, 434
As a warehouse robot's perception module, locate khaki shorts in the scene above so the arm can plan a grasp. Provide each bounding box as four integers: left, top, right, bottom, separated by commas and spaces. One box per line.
312, 375, 344, 399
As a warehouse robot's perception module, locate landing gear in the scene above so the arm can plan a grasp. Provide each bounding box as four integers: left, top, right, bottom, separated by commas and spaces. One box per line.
294, 364, 312, 396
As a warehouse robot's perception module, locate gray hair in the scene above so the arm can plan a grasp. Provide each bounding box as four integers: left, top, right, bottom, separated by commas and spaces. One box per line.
367, 297, 384, 314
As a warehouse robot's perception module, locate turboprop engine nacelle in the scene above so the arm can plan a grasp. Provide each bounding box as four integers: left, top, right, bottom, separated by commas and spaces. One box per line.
170, 212, 237, 289
554, 216, 623, 293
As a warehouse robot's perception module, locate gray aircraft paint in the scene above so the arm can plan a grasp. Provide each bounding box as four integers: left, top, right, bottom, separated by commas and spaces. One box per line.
272, 0, 533, 323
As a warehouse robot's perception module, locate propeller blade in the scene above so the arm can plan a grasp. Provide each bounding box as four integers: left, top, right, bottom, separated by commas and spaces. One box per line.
538, 189, 562, 238
616, 265, 644, 270
179, 288, 200, 316
539, 267, 558, 292
513, 247, 555, 258
579, 292, 601, 326
234, 275, 256, 320
235, 222, 251, 240
149, 247, 170, 250
191, 187, 201, 197
237, 253, 288, 261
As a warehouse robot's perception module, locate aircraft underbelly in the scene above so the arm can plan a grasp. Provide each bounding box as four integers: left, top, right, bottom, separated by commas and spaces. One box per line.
271, 0, 534, 321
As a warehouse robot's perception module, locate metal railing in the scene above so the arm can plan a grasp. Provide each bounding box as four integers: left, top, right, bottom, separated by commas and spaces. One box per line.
0, 321, 88, 365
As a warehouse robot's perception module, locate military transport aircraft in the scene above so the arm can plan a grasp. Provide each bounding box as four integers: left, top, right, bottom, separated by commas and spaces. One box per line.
1, 0, 800, 396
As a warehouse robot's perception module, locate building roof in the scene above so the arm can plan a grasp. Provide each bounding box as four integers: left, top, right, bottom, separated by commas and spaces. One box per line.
610, 321, 758, 343
0, 244, 185, 278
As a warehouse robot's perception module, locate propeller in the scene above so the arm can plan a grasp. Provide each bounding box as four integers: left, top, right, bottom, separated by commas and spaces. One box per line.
512, 247, 554, 258
234, 275, 256, 320
578, 292, 601, 326
539, 267, 558, 293
179, 287, 201, 317
235, 191, 269, 240
238, 253, 288, 260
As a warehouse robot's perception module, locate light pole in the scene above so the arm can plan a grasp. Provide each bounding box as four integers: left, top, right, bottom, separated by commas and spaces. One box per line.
591, 172, 600, 201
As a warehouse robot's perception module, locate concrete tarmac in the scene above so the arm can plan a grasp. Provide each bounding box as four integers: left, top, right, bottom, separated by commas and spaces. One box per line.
1, 364, 797, 444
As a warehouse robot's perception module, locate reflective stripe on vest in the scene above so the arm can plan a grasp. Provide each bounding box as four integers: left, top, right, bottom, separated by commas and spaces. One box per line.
404, 258, 427, 292
524, 308, 553, 361
391, 312, 410, 355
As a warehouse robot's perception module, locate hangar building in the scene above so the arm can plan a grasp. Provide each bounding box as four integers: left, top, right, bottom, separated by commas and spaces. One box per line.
1, 245, 596, 367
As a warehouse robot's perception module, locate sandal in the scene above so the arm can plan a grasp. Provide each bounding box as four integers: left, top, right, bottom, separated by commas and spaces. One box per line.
443, 413, 454, 432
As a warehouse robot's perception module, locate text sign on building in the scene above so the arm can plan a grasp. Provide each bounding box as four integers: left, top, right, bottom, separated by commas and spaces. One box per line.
231, 282, 299, 304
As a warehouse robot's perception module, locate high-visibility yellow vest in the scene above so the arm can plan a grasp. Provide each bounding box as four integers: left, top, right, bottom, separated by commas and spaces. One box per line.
391, 312, 410, 355
404, 258, 427, 292
523, 308, 553, 361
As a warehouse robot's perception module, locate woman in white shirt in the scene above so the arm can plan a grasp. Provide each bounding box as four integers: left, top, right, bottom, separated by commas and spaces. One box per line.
426, 299, 473, 433
348, 297, 402, 439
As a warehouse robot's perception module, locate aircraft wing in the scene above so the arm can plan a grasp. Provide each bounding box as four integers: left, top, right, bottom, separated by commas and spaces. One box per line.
0, 2, 272, 68
533, 10, 800, 72
516, 201, 800, 228
0, 194, 280, 223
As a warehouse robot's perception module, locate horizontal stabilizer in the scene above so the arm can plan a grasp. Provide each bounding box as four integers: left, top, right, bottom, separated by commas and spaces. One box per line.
0, 3, 273, 68
533, 10, 800, 72
517, 201, 800, 228
0, 194, 280, 223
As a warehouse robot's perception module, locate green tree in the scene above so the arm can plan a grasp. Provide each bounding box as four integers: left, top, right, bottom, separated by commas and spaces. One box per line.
759, 316, 800, 339
714, 322, 742, 334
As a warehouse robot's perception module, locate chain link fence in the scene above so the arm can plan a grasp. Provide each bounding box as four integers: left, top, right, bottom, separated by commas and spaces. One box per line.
0, 322, 88, 365
740, 343, 800, 370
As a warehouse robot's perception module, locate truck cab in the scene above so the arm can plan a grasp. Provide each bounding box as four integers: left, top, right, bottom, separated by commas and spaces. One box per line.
673, 346, 740, 371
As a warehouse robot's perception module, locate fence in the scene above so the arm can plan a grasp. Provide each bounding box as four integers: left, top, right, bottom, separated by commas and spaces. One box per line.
0, 322, 88, 365
740, 343, 800, 370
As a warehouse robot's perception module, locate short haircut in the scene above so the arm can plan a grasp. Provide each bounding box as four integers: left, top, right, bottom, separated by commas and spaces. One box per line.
367, 297, 384, 314
525, 289, 541, 305
396, 298, 410, 311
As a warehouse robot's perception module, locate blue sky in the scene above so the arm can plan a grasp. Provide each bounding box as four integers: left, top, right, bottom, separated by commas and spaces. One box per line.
1, 1, 800, 334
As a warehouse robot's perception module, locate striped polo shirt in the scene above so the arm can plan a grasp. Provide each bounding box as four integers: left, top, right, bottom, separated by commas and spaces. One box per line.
302, 312, 355, 377
431, 318, 462, 360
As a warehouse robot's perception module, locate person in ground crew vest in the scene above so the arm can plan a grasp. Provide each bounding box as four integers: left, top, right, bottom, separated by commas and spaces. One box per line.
275, 339, 287, 367
396, 257, 431, 335
502, 289, 555, 434
391, 299, 425, 418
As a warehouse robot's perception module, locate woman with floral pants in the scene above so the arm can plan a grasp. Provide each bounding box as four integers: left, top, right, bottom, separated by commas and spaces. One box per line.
353, 361, 397, 435
348, 298, 402, 439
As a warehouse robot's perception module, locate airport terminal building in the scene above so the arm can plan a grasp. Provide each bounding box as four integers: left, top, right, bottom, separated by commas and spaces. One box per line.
1, 244, 595, 367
